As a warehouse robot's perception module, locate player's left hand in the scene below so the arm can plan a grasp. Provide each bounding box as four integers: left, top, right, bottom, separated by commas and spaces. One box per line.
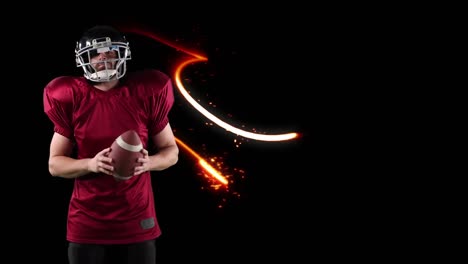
134, 148, 150, 175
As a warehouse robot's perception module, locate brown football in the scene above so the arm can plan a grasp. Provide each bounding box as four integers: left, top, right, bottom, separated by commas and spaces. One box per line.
109, 130, 143, 181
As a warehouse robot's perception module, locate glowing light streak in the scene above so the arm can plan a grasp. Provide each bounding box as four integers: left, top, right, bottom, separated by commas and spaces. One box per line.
118, 25, 301, 192
199, 160, 228, 185
175, 137, 228, 185
120, 26, 299, 142
174, 58, 299, 141
118, 25, 206, 59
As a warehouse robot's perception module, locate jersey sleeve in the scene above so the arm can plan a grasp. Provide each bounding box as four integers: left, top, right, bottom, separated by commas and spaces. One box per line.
43, 76, 74, 139
148, 75, 175, 137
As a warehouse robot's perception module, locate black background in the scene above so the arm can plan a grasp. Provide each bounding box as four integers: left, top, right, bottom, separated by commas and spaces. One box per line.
0, 3, 425, 263
2, 4, 341, 263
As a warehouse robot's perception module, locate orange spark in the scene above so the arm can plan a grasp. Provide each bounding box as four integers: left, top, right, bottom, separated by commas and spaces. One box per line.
175, 137, 228, 185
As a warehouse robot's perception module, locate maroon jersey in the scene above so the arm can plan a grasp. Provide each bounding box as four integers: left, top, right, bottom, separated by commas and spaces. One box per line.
43, 69, 174, 244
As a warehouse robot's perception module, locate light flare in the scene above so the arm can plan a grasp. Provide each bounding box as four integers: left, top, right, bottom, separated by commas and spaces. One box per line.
199, 160, 228, 185
175, 137, 228, 185
174, 58, 299, 141
119, 25, 300, 191
120, 26, 299, 142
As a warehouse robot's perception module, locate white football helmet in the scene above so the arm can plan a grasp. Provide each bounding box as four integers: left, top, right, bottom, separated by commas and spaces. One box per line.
75, 25, 131, 82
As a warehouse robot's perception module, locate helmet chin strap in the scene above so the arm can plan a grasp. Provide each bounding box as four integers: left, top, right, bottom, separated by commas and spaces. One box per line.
89, 69, 117, 82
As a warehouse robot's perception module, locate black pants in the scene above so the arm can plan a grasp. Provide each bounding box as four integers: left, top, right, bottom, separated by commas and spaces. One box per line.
68, 239, 156, 264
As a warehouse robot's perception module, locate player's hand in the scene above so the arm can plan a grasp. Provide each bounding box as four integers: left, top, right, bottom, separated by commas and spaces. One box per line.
88, 147, 114, 175
134, 148, 150, 175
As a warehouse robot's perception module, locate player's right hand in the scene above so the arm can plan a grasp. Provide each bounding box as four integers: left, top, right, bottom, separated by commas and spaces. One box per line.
88, 147, 114, 175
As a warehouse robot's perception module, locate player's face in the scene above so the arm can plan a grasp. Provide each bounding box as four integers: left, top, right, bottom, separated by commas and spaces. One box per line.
90, 50, 117, 71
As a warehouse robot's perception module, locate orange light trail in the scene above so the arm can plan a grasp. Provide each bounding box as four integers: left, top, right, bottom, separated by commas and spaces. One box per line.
175, 137, 228, 185
173, 58, 299, 141
119, 25, 299, 189
120, 26, 299, 142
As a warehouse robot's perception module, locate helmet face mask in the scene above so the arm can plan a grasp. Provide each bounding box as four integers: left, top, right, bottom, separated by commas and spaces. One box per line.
75, 26, 131, 82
